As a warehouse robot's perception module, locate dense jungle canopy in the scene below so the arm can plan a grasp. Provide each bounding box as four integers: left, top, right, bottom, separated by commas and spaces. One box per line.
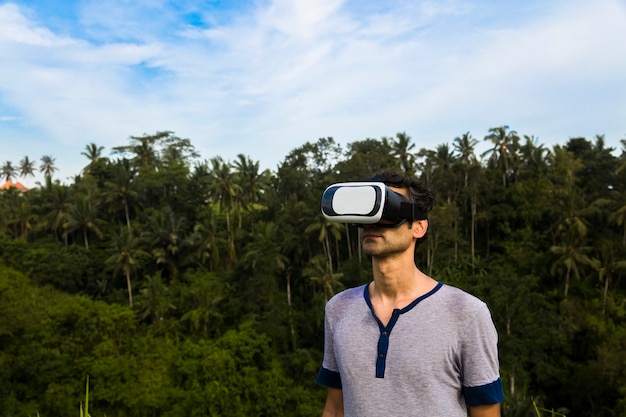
1, 128, 625, 417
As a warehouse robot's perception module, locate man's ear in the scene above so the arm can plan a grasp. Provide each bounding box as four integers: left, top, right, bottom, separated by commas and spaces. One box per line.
412, 220, 428, 239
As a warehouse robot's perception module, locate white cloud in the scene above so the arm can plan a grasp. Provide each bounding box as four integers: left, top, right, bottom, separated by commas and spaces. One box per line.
0, 0, 625, 185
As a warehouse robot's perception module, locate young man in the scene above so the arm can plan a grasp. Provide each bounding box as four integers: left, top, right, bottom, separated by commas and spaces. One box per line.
316, 170, 503, 417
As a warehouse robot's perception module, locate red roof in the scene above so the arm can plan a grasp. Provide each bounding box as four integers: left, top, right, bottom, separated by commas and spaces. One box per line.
0, 180, 29, 191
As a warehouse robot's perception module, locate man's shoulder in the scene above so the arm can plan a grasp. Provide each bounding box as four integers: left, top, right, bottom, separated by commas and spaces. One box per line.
436, 283, 488, 313
326, 284, 367, 309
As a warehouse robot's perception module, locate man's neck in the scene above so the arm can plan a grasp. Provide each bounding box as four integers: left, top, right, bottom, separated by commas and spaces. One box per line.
370, 255, 436, 306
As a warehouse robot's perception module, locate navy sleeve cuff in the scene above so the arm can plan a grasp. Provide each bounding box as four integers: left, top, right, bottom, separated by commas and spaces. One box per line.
463, 377, 504, 406
315, 366, 342, 389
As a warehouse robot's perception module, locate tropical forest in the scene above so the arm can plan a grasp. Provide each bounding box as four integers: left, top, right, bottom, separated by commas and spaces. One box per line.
0, 128, 625, 417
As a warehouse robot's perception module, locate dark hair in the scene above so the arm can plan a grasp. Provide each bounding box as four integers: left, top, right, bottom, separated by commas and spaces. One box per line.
371, 169, 436, 247
371, 169, 436, 214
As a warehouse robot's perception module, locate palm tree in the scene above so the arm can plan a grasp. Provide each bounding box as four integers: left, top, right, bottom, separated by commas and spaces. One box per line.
41, 184, 70, 243
305, 215, 343, 273
104, 159, 139, 232
547, 144, 599, 298
106, 227, 148, 307
481, 125, 520, 186
19, 156, 36, 183
185, 206, 224, 271
233, 154, 270, 206
453, 132, 478, 187
81, 143, 106, 173
616, 138, 626, 175
550, 237, 598, 299
139, 272, 176, 328
388, 132, 416, 175
143, 206, 188, 280
3, 189, 37, 239
181, 273, 224, 338
453, 132, 481, 269
39, 155, 57, 179
242, 221, 296, 347
609, 202, 626, 246
595, 239, 626, 315
113, 133, 160, 169
304, 254, 344, 304
1, 161, 17, 182
63, 193, 104, 250
232, 154, 270, 229
208, 157, 242, 266
519, 135, 550, 178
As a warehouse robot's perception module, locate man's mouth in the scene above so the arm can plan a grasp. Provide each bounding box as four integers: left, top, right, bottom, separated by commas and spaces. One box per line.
362, 232, 381, 239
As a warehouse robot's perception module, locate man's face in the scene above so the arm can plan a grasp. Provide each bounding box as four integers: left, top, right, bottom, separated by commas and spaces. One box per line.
361, 186, 418, 258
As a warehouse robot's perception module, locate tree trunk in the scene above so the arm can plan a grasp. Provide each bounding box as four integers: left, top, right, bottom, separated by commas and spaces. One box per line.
84, 228, 89, 250
286, 270, 296, 350
345, 224, 353, 259
564, 267, 570, 299
602, 273, 610, 316
124, 199, 131, 232
471, 201, 476, 272
126, 270, 133, 307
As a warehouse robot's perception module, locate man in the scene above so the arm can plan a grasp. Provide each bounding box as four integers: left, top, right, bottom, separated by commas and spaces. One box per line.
316, 170, 504, 417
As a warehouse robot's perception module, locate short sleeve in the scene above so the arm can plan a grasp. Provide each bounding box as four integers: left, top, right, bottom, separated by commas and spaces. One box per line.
461, 303, 504, 406
315, 298, 342, 388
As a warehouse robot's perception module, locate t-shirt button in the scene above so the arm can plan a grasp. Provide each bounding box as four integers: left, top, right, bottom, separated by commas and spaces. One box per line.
382, 332, 388, 336
379, 354, 385, 358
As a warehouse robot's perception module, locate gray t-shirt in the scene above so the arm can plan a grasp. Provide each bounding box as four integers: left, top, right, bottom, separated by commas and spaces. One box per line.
316, 282, 503, 417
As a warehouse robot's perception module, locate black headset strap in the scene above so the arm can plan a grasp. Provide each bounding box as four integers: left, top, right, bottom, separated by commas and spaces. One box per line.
399, 202, 428, 220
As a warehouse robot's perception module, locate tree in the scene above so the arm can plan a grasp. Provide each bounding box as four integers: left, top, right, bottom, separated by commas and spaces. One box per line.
180, 272, 224, 338
519, 135, 550, 179
452, 132, 482, 269
39, 155, 57, 179
304, 254, 343, 304
41, 183, 71, 243
334, 138, 398, 180
185, 205, 224, 271
609, 202, 626, 246
3, 189, 37, 239
208, 157, 241, 266
1, 161, 17, 182
113, 133, 159, 169
19, 156, 36, 181
233, 154, 271, 226
550, 237, 598, 299
241, 221, 296, 347
104, 159, 139, 232
388, 132, 416, 176
142, 206, 189, 280
453, 132, 478, 187
138, 272, 176, 329
106, 227, 149, 307
305, 215, 343, 274
81, 142, 106, 173
481, 125, 520, 186
63, 193, 104, 250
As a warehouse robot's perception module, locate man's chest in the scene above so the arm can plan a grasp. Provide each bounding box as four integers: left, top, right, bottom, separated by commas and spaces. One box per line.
332, 309, 462, 381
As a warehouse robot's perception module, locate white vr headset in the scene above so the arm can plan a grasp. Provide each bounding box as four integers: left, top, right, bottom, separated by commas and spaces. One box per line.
321, 182, 427, 227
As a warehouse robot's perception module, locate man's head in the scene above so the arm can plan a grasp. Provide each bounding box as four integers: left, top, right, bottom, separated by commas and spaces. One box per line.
369, 169, 435, 218
321, 171, 434, 225
367, 169, 435, 247
320, 169, 436, 249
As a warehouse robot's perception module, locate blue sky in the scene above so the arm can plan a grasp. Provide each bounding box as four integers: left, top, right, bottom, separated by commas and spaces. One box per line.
1, 0, 625, 185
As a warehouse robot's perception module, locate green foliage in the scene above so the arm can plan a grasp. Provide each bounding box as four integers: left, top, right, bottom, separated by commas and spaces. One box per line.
1, 131, 626, 416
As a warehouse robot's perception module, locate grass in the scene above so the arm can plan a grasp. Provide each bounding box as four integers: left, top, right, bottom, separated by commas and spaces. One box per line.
532, 397, 567, 417
79, 375, 90, 417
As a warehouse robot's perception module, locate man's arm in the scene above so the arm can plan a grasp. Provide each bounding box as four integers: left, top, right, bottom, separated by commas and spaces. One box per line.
321, 387, 344, 417
468, 403, 501, 417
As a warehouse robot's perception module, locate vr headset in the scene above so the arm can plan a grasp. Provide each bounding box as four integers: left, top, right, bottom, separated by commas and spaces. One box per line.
321, 182, 427, 227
